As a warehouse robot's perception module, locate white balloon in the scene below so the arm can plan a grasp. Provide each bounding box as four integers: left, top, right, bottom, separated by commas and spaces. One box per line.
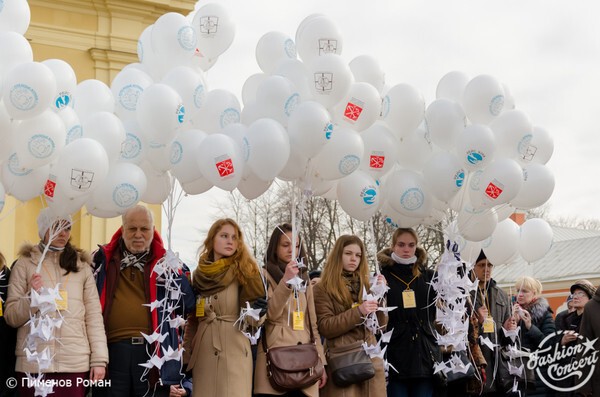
151, 12, 197, 68
332, 82, 381, 131
1, 154, 49, 201
140, 162, 172, 204
221, 123, 250, 164
423, 151, 466, 203
359, 121, 398, 178
454, 124, 496, 171
46, 184, 89, 218
87, 162, 147, 213
349, 55, 385, 93
120, 120, 148, 164
246, 118, 290, 181
490, 109, 533, 160
0, 180, 4, 213
312, 127, 364, 181
436, 71, 469, 102
256, 31, 297, 74
81, 111, 126, 162
510, 163, 555, 210
502, 82, 516, 111
42, 59, 77, 112
255, 75, 300, 126
137, 83, 184, 145
287, 100, 331, 159
519, 125, 554, 165
0, 0, 30, 34
242, 73, 267, 106
170, 128, 207, 184
396, 127, 433, 171
196, 133, 243, 191
472, 158, 523, 209
14, 110, 66, 169
296, 16, 343, 64
307, 54, 353, 109
294, 14, 325, 47
424, 98, 465, 150
278, 149, 309, 182
337, 170, 380, 221
146, 142, 172, 172
53, 138, 110, 198
494, 204, 516, 222
73, 79, 115, 120
481, 218, 520, 265
111, 67, 154, 121
192, 3, 235, 59
162, 66, 207, 123
381, 84, 425, 137
2, 61, 56, 120
137, 25, 166, 80
240, 101, 264, 126
273, 58, 312, 101
181, 176, 213, 195
191, 89, 240, 133
385, 169, 432, 218
519, 218, 553, 263
58, 106, 82, 145
462, 74, 504, 125
380, 202, 422, 229
457, 205, 498, 242
237, 171, 273, 200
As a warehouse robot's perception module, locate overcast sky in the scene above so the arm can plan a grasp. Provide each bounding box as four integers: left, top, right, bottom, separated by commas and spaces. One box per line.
164, 0, 600, 265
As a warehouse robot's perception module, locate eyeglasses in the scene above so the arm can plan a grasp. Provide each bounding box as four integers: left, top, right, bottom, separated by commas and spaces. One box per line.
572, 291, 588, 298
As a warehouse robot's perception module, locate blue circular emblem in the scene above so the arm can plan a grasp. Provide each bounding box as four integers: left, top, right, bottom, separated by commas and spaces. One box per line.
176, 104, 185, 124
400, 188, 424, 211
193, 84, 206, 109
177, 26, 197, 50
137, 40, 144, 62
324, 123, 334, 140
220, 108, 241, 128
284, 39, 297, 58
112, 183, 139, 208
362, 187, 377, 205
54, 91, 71, 109
121, 133, 142, 160
381, 96, 391, 118
66, 125, 83, 144
10, 84, 39, 111
170, 141, 183, 165
489, 94, 505, 116
518, 134, 533, 157
284, 93, 300, 116
454, 170, 465, 188
467, 151, 484, 165
7, 153, 33, 176
28, 134, 55, 159
339, 155, 360, 176
119, 84, 144, 111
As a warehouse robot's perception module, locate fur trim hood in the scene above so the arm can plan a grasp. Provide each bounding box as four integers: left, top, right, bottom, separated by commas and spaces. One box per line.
523, 296, 552, 324
18, 243, 92, 265
377, 246, 428, 268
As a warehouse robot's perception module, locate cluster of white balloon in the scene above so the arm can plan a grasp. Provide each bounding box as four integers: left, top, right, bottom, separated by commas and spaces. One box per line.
0, 2, 555, 264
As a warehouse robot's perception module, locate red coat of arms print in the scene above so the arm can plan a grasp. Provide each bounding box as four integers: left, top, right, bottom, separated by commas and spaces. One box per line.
215, 156, 235, 178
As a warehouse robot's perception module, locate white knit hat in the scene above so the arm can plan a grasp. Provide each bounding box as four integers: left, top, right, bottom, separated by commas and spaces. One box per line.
37, 208, 72, 239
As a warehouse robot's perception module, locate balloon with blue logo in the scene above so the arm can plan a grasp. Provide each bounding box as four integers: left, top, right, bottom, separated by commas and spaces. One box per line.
42, 59, 77, 112
423, 151, 466, 203
380, 202, 422, 229
136, 83, 184, 145
0, 0, 30, 34
87, 162, 147, 214
385, 169, 432, 218
151, 12, 197, 70
14, 110, 65, 169
312, 126, 364, 181
336, 170, 380, 221
519, 125, 553, 166
119, 119, 148, 165
462, 74, 505, 125
81, 111, 126, 162
2, 61, 56, 120
111, 67, 154, 121
1, 158, 49, 202
57, 106, 82, 145
455, 124, 496, 171
490, 109, 533, 160
169, 128, 207, 184
162, 65, 207, 124
190, 88, 240, 133
255, 31, 297, 75
255, 75, 300, 127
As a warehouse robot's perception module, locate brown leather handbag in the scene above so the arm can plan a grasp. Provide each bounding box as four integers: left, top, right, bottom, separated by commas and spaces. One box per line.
262, 300, 324, 391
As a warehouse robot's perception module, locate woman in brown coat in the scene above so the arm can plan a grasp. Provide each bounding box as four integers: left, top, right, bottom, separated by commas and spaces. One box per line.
186, 218, 266, 397
313, 235, 387, 397
254, 223, 327, 397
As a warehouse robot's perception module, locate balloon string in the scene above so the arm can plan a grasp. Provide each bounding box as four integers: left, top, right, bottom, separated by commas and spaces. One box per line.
0, 200, 26, 223
367, 218, 380, 275
162, 179, 185, 252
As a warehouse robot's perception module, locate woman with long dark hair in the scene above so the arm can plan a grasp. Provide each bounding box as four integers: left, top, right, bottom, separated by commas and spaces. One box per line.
5, 208, 108, 397
253, 223, 326, 397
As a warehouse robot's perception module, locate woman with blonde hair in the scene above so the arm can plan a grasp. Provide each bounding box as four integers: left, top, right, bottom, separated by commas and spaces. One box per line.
513, 275, 555, 396
377, 227, 439, 397
314, 235, 387, 397
186, 218, 266, 397
253, 223, 326, 397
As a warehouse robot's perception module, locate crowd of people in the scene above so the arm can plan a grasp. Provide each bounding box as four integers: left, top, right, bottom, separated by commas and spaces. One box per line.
0, 205, 598, 397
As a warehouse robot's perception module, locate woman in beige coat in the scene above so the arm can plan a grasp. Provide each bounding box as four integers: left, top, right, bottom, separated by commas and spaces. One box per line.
313, 235, 387, 397
186, 218, 266, 397
254, 223, 327, 397
5, 209, 108, 397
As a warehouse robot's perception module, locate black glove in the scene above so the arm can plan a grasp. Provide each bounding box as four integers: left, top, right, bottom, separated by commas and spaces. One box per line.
252, 297, 268, 317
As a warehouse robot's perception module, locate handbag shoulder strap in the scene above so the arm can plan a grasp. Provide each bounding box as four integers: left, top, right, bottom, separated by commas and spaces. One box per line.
261, 287, 317, 352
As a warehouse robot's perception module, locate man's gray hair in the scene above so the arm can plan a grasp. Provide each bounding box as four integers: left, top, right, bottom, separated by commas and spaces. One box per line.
122, 205, 155, 228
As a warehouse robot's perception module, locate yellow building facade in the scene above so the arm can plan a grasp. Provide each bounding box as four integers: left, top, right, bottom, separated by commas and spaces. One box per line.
0, 0, 196, 262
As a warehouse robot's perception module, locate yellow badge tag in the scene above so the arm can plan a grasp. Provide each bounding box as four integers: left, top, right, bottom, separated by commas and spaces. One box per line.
352, 302, 360, 309
483, 317, 495, 333
293, 311, 305, 330
402, 289, 417, 309
0, 302, 3, 317
196, 297, 205, 317
56, 290, 68, 311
